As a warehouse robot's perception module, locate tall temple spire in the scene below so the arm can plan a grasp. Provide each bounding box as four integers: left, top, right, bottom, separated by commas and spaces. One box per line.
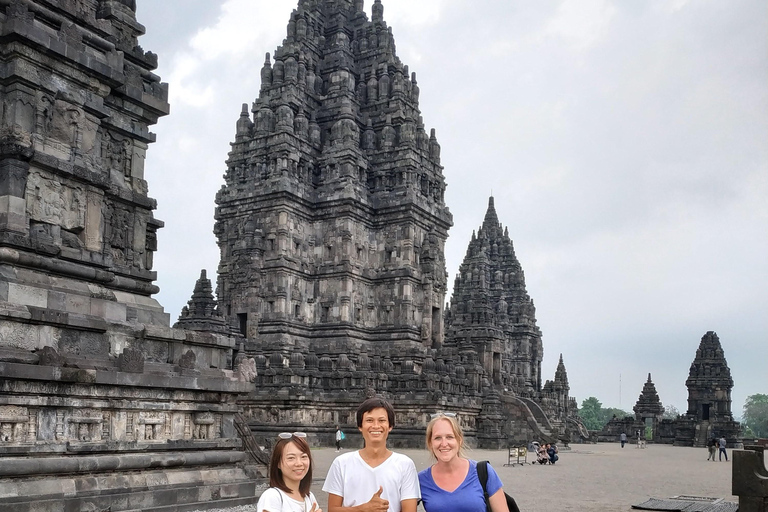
482, 196, 500, 232
445, 196, 542, 394
215, 0, 452, 357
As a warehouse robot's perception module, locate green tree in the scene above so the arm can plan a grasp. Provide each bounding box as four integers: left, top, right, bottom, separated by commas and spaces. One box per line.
603, 407, 633, 424
579, 397, 604, 430
578, 398, 633, 430
743, 394, 768, 438
663, 405, 680, 420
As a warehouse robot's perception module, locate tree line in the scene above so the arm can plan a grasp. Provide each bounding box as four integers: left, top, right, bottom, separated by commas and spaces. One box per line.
577, 393, 767, 437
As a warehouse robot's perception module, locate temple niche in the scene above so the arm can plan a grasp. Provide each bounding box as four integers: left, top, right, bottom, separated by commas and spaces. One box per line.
207, 0, 584, 448
0, 1, 255, 510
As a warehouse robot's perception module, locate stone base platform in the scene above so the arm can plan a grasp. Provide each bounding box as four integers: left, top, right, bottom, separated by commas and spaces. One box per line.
0, 459, 260, 512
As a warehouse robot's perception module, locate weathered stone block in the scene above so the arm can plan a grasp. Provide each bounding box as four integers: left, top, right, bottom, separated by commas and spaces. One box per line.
0, 321, 39, 350
89, 299, 126, 323
7, 283, 47, 308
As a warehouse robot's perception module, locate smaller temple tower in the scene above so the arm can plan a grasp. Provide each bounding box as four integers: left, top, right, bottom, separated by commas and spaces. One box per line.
674, 331, 741, 446
633, 373, 664, 442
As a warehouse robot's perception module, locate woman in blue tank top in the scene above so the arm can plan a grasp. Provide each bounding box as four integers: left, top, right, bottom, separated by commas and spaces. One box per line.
418, 413, 510, 512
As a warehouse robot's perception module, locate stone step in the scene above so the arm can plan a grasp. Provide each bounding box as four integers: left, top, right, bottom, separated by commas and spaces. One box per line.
122, 495, 257, 512
0, 477, 258, 512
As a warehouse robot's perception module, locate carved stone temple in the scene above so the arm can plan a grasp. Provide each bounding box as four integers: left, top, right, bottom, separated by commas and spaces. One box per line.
0, 1, 256, 510
598, 331, 742, 446
211, 0, 584, 448
673, 331, 741, 446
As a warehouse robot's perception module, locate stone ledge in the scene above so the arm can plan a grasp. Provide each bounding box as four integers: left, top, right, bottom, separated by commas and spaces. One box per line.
0, 450, 246, 479
0, 362, 252, 392
0, 438, 242, 457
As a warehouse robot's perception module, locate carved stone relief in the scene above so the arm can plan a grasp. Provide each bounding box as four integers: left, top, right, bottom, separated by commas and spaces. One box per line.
0, 406, 28, 443
25, 172, 87, 236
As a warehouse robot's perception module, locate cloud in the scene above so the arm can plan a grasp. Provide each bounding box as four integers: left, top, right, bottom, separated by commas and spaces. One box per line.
544, 0, 617, 51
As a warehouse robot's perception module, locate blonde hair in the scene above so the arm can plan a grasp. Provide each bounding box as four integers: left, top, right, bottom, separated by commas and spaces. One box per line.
425, 414, 466, 459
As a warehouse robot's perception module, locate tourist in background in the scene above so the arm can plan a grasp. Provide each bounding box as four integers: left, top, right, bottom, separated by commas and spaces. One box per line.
620, 432, 627, 448
707, 438, 717, 461
335, 426, 344, 452
257, 432, 322, 512
718, 436, 728, 461
323, 397, 420, 512
547, 443, 559, 464
418, 413, 510, 512
536, 442, 549, 464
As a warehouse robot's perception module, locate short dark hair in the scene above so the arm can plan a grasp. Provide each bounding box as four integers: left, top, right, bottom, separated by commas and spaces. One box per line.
268, 436, 313, 497
356, 397, 395, 428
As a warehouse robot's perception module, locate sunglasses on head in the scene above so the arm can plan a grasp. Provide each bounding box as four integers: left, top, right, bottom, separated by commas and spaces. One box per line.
278, 432, 307, 439
430, 412, 457, 419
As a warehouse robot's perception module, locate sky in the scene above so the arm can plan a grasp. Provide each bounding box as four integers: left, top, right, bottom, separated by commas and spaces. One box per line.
136, 0, 767, 419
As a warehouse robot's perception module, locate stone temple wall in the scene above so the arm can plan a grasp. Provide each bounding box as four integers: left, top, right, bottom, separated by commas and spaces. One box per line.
0, 1, 257, 510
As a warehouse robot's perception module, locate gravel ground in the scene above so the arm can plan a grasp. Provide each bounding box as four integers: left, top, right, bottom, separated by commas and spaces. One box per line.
192, 442, 742, 512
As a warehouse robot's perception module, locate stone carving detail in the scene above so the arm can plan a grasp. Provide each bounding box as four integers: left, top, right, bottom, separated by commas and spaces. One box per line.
179, 350, 197, 369
236, 357, 257, 383
0, 406, 28, 443
25, 172, 86, 232
192, 412, 219, 440
103, 131, 133, 177
118, 347, 145, 373
138, 412, 167, 441
67, 409, 103, 442
37, 346, 64, 367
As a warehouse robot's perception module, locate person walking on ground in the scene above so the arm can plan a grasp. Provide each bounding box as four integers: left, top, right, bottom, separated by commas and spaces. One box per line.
718, 436, 728, 462
335, 426, 344, 452
323, 397, 420, 512
418, 413, 510, 512
707, 438, 717, 461
620, 432, 627, 448
257, 432, 323, 512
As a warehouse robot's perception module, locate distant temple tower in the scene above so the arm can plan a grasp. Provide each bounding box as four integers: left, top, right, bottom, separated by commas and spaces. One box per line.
634, 373, 664, 442
215, 0, 452, 360
675, 331, 741, 446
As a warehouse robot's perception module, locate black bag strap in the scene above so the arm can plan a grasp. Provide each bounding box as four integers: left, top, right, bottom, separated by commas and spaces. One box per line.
477, 460, 492, 511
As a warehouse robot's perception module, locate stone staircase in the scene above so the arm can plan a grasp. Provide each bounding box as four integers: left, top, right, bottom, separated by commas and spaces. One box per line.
518, 397, 558, 441
694, 420, 711, 447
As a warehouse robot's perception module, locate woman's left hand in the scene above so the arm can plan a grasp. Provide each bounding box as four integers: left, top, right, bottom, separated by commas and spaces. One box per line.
310, 503, 323, 512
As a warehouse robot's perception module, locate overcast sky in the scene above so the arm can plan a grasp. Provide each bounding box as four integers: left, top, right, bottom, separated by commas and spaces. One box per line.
136, 0, 767, 419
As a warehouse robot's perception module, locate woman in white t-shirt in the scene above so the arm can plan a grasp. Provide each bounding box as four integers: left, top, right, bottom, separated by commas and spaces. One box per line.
257, 432, 323, 512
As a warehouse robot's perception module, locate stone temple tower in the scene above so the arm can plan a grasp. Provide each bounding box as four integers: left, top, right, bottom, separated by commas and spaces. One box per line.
675, 331, 741, 446
215, 0, 451, 361
444, 196, 543, 395
209, 0, 582, 448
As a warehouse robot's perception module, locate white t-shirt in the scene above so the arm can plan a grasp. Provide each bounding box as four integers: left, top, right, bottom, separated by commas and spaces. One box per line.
322, 451, 420, 512
256, 487, 318, 512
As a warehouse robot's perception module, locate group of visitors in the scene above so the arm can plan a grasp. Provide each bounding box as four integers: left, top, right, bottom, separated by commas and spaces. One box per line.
707, 436, 728, 462
535, 442, 559, 465
257, 397, 515, 512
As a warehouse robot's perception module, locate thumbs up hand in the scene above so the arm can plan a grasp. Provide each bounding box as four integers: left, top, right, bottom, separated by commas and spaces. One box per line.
366, 486, 389, 512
